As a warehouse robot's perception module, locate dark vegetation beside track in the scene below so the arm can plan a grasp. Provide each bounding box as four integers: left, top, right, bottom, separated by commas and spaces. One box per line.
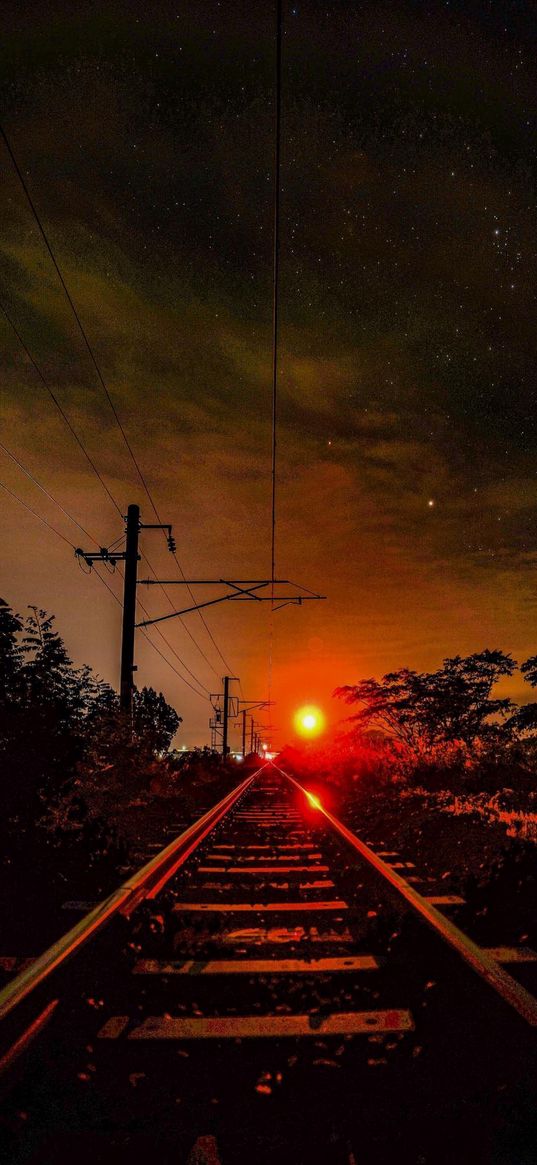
0, 598, 243, 952
279, 648, 537, 957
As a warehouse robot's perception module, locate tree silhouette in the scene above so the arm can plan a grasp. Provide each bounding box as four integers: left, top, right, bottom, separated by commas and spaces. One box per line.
335, 650, 516, 753
0, 600, 182, 820
505, 655, 537, 736
133, 686, 182, 755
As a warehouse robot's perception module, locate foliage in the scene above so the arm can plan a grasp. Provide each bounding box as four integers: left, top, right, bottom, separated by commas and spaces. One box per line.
330, 648, 537, 792
505, 656, 537, 736
521, 655, 537, 688
0, 598, 182, 825
133, 685, 181, 754
335, 650, 516, 753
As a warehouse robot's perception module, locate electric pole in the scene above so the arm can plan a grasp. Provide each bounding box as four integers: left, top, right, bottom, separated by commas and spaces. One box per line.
220, 675, 239, 759
222, 675, 230, 759
120, 503, 140, 716
241, 708, 247, 758
75, 504, 176, 730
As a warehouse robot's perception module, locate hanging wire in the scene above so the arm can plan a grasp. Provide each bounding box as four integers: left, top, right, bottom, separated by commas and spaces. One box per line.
0, 124, 236, 681
0, 441, 100, 545
1, 300, 221, 685
99, 564, 209, 699
0, 297, 122, 520
0, 479, 77, 549
268, 0, 283, 734
1, 444, 212, 695
1, 477, 209, 700
271, 0, 282, 599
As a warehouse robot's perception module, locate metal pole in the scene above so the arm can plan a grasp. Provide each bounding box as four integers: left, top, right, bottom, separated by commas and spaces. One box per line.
120, 504, 140, 718
222, 675, 230, 759
242, 709, 247, 758
250, 718, 255, 753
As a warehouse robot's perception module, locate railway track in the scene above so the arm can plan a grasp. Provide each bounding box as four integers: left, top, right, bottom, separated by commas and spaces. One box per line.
1, 762, 537, 1165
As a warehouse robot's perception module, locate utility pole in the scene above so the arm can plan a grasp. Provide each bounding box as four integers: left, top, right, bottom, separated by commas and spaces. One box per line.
220, 675, 240, 759
233, 698, 274, 757
120, 504, 140, 717
222, 675, 230, 760
75, 504, 175, 731
241, 708, 247, 758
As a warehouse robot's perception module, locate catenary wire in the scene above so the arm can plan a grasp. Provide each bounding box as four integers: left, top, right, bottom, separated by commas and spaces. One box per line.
0, 299, 221, 684
0, 441, 100, 546
1, 447, 211, 695
0, 479, 77, 549
271, 0, 282, 599
92, 566, 209, 701
267, 0, 283, 729
0, 298, 122, 520
0, 123, 235, 680
1, 478, 209, 700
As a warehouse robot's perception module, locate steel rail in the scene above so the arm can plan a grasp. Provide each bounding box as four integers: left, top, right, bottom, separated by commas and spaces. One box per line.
0, 767, 264, 1024
275, 764, 537, 1027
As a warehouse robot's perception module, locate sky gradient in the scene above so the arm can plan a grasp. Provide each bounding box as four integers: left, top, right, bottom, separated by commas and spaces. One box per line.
2, 1, 537, 746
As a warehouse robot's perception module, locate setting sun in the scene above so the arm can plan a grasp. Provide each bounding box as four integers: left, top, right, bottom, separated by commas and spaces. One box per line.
294, 705, 326, 737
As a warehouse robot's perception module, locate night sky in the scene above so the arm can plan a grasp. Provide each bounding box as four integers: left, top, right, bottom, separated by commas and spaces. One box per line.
2, 1, 537, 746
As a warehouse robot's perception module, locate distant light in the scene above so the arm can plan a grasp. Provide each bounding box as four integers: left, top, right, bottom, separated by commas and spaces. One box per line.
294, 705, 325, 737
428, 499, 435, 508
262, 742, 268, 751
306, 791, 322, 810
236, 754, 243, 762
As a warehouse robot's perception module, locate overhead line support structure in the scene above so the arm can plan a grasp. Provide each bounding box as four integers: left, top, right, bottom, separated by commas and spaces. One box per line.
120, 504, 140, 715
237, 698, 275, 757
210, 676, 238, 759
136, 579, 325, 628
75, 504, 177, 720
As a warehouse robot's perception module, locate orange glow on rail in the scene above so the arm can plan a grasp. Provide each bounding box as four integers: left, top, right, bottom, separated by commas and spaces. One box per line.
305, 791, 322, 810
294, 705, 325, 737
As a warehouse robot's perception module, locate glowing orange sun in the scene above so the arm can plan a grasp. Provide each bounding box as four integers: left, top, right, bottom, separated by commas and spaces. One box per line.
294, 705, 325, 737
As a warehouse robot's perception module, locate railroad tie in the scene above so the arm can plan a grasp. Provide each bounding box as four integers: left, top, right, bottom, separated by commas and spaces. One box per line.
196, 865, 330, 874
220, 926, 355, 945
171, 900, 348, 913
132, 954, 381, 974
98, 1009, 415, 1040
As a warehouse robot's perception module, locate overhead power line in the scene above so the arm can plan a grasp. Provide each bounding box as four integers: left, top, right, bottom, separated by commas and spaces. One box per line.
1, 450, 210, 697
268, 0, 283, 727
271, 0, 282, 598
0, 293, 221, 681
0, 479, 76, 549
0, 122, 235, 679
0, 125, 155, 509
93, 565, 208, 700
0, 298, 122, 520
0, 440, 99, 546
0, 295, 122, 519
